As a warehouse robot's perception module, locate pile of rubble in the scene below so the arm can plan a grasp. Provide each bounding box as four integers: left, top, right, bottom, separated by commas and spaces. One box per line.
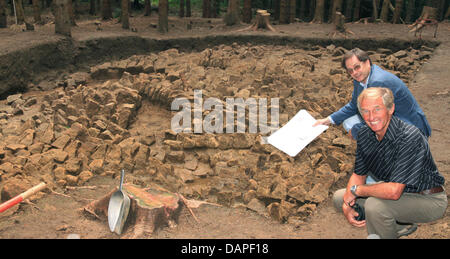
0, 43, 433, 223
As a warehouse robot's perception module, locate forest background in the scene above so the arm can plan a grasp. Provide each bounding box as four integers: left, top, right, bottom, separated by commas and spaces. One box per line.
0, 0, 449, 32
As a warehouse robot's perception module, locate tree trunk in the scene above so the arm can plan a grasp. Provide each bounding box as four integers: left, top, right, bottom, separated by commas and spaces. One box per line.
145, 0, 151, 16
425, 0, 440, 8
121, 0, 129, 29
419, 5, 438, 19
312, 0, 325, 23
223, 0, 239, 26
344, 0, 354, 22
179, 0, 184, 17
438, 0, 445, 20
53, 0, 71, 37
372, 0, 379, 20
405, 0, 415, 23
15, 0, 26, 24
425, 0, 444, 20
10, 0, 13, 16
202, 0, 210, 18
289, 0, 296, 23
158, 0, 168, 33
101, 0, 112, 20
445, 6, 450, 19
329, 0, 343, 23
32, 0, 42, 24
0, 0, 7, 28
243, 0, 251, 23
308, 0, 315, 21
67, 0, 76, 25
186, 0, 191, 17
89, 0, 96, 15
273, 0, 279, 20
380, 0, 390, 22
211, 0, 219, 18
299, 0, 307, 21
73, 0, 79, 18
392, 0, 403, 24
279, 0, 288, 24
96, 0, 100, 14
353, 0, 361, 21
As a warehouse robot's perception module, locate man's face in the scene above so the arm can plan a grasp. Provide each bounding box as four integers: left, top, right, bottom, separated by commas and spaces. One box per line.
360, 95, 394, 139
345, 55, 371, 83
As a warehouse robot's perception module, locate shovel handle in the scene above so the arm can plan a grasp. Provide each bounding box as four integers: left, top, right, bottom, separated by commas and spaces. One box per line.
119, 169, 125, 191
0, 182, 47, 213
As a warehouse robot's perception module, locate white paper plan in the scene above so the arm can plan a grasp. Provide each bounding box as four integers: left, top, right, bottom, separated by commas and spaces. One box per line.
267, 109, 328, 157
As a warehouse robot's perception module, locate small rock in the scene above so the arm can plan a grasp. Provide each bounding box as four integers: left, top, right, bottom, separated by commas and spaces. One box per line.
6, 94, 22, 105
78, 170, 93, 184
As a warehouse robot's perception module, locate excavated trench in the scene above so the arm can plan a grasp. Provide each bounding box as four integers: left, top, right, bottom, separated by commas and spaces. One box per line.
0, 35, 437, 223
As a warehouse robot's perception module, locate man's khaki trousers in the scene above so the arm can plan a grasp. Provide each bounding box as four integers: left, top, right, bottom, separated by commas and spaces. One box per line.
333, 188, 447, 238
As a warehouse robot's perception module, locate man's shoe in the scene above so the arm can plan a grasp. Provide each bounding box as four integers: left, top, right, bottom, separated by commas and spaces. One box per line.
397, 223, 418, 238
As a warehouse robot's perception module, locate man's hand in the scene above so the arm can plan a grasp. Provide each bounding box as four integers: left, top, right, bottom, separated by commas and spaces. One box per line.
313, 117, 331, 127
343, 202, 366, 227
342, 189, 366, 227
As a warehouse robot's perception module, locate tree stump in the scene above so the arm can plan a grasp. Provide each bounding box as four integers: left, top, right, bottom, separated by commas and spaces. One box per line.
237, 10, 276, 32
82, 184, 183, 238
409, 6, 438, 38
52, 0, 72, 37
329, 12, 354, 38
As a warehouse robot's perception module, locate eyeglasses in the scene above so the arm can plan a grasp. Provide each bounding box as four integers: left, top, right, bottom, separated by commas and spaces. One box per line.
346, 63, 362, 74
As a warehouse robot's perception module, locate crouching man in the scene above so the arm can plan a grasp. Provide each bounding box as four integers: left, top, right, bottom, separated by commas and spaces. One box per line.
332, 87, 447, 239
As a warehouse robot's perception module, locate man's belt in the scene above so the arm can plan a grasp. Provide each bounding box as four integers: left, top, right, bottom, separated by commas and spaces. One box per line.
419, 186, 444, 195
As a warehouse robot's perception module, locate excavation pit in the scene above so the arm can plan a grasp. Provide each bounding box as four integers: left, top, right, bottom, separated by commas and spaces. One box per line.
0, 37, 436, 231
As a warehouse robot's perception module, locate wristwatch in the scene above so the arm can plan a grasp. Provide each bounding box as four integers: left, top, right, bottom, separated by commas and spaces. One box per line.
350, 185, 358, 196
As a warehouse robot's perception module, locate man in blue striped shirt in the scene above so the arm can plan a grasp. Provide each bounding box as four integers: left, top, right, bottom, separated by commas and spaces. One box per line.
332, 87, 446, 239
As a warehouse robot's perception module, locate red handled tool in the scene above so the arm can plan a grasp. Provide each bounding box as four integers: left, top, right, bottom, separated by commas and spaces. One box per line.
0, 182, 47, 213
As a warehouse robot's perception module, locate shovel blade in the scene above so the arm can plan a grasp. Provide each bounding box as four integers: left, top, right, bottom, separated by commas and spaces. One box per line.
107, 169, 131, 235
113, 196, 130, 235
108, 192, 124, 232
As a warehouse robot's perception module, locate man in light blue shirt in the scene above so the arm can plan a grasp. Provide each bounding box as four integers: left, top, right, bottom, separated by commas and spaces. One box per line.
313, 48, 431, 139
313, 48, 431, 184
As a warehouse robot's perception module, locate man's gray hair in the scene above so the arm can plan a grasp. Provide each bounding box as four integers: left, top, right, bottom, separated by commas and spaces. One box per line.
357, 87, 394, 113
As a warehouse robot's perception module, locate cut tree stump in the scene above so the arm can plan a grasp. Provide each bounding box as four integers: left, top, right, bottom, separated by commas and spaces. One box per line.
409, 6, 439, 38
52, 0, 71, 37
237, 10, 276, 32
82, 184, 183, 238
329, 12, 354, 38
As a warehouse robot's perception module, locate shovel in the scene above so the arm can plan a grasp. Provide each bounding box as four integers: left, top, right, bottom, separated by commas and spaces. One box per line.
107, 169, 130, 235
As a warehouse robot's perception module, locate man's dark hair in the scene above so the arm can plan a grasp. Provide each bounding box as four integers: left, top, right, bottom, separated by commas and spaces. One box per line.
341, 48, 372, 69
